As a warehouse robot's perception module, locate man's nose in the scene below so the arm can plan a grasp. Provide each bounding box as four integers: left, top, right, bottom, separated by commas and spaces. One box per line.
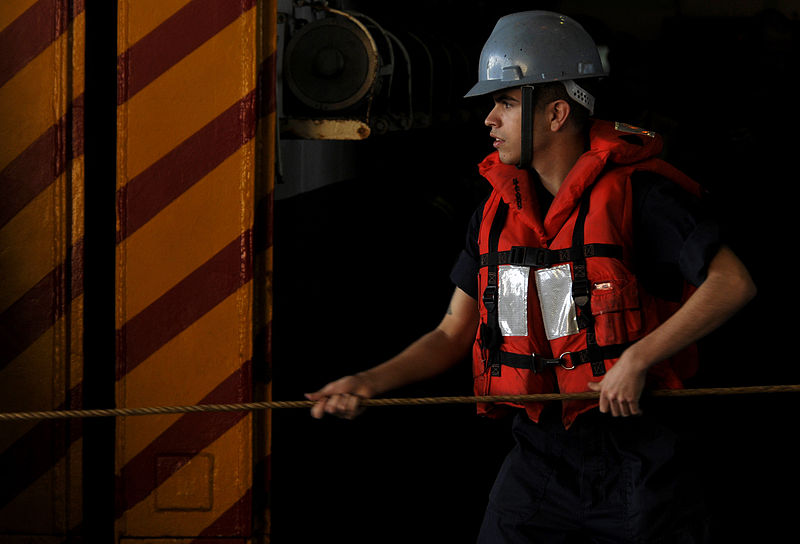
485, 107, 498, 127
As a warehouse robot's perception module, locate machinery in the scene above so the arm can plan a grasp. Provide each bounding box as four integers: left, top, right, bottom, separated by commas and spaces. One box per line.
278, 0, 468, 139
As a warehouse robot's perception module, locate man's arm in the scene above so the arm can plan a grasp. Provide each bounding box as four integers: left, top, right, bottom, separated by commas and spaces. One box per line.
306, 287, 479, 419
588, 245, 757, 416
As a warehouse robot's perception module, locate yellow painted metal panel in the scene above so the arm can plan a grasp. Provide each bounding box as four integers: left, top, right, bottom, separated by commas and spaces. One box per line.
0, 13, 84, 172
70, 10, 85, 98
0, 0, 39, 33
120, 418, 252, 537
118, 0, 190, 51
0, 455, 68, 533
117, 286, 253, 463
0, 438, 82, 536
0, 179, 59, 314
0, 327, 57, 452
0, 0, 84, 537
114, 0, 270, 539
70, 155, 85, 245
118, 8, 256, 182
118, 141, 255, 324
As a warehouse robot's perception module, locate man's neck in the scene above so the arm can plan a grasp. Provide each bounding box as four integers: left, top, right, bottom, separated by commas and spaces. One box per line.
533, 132, 587, 197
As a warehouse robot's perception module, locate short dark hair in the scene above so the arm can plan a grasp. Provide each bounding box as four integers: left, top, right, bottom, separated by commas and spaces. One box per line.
533, 80, 595, 131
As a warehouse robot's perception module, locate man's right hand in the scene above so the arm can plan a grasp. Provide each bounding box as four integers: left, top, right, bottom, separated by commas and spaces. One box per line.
304, 287, 479, 421
305, 373, 376, 420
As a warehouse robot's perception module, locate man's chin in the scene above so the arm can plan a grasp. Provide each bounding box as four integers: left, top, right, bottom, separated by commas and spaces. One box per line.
497, 153, 518, 165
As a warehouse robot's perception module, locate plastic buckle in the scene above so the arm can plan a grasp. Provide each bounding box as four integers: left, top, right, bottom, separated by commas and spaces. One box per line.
572, 278, 590, 307
482, 285, 498, 312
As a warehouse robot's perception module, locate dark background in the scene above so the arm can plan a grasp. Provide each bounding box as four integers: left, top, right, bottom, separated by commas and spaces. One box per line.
271, 1, 799, 542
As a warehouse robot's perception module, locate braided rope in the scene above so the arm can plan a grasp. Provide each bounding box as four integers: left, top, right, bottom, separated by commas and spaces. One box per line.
0, 384, 798, 422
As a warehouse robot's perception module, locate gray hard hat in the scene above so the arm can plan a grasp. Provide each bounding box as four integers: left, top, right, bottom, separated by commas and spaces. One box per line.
465, 11, 607, 110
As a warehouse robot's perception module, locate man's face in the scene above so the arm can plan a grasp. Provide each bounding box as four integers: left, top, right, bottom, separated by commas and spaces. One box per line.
485, 88, 523, 165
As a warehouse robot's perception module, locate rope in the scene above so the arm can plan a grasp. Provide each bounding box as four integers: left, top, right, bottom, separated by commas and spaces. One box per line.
0, 384, 798, 422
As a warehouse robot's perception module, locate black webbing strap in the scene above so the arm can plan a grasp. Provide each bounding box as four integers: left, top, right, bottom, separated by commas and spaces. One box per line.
555, 343, 630, 370
481, 200, 509, 377
479, 243, 622, 268
571, 184, 606, 376
497, 351, 563, 373
517, 85, 535, 169
498, 342, 630, 373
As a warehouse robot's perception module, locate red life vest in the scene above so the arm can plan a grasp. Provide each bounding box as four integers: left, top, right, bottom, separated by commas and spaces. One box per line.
474, 120, 702, 428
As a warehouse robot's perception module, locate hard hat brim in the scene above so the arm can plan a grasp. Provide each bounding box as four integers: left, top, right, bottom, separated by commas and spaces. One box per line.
464, 78, 540, 98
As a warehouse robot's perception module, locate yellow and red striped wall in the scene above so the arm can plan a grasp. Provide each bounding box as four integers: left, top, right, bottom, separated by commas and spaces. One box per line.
1, 0, 275, 541
1, 0, 86, 539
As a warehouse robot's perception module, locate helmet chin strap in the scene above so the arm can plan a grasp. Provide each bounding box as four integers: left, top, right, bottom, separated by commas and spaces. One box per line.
516, 81, 595, 170
517, 85, 535, 170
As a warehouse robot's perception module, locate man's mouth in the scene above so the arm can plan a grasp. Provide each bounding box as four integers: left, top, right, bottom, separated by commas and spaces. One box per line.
491, 133, 505, 148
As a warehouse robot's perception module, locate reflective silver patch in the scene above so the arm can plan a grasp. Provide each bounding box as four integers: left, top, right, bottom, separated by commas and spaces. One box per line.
535, 263, 579, 340
498, 265, 529, 336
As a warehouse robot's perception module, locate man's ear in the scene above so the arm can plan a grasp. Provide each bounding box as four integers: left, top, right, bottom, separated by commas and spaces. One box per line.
548, 99, 571, 132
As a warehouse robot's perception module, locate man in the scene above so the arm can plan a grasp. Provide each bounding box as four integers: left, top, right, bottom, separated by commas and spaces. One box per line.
306, 11, 755, 542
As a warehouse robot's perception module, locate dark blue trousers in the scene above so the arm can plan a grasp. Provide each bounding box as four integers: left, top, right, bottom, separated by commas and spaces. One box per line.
477, 407, 710, 543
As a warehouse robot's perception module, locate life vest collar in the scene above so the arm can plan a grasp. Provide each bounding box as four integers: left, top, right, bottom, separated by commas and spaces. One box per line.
477, 120, 666, 241
477, 154, 548, 245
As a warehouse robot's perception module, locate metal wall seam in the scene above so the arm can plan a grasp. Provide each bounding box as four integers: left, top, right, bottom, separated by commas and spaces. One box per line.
253, 1, 277, 539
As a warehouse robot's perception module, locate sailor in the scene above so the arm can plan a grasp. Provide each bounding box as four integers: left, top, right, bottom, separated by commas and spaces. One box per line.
307, 11, 756, 542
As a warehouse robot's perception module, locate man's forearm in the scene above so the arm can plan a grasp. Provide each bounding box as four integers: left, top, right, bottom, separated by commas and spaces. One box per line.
626, 244, 756, 372
359, 327, 473, 396
589, 245, 756, 415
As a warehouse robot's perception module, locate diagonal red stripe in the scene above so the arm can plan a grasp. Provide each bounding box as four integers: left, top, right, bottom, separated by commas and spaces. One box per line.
116, 90, 256, 242
0, 381, 83, 509
0, 94, 84, 230
0, 238, 84, 372
192, 488, 252, 540
0, 0, 84, 89
116, 230, 253, 381
115, 361, 251, 519
117, 0, 256, 105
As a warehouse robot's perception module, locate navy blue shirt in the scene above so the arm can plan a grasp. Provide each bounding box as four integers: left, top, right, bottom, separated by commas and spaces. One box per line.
450, 171, 721, 302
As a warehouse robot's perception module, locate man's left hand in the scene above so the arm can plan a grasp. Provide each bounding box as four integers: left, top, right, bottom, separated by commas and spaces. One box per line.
586, 352, 648, 416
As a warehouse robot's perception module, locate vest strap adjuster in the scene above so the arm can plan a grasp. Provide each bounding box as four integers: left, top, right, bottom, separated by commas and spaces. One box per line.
572, 277, 591, 307
509, 246, 527, 266
482, 285, 498, 312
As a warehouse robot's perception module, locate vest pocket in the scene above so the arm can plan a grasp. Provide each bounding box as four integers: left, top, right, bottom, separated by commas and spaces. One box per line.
590, 276, 642, 345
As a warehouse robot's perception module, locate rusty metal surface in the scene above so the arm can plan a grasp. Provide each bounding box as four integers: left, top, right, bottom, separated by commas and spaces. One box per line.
281, 117, 370, 140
